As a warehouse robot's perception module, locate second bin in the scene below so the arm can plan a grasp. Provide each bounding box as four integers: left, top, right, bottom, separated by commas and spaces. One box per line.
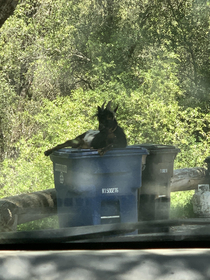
134, 144, 180, 221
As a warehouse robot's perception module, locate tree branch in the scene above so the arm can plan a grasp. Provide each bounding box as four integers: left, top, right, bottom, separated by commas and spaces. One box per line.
0, 0, 19, 28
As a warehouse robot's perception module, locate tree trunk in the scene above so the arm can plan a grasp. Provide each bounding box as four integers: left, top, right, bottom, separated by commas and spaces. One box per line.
0, 0, 19, 28
170, 167, 209, 192
0, 189, 57, 232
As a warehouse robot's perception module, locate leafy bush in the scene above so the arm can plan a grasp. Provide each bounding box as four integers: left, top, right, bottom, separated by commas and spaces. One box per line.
17, 216, 59, 231
1, 78, 210, 199
170, 191, 196, 219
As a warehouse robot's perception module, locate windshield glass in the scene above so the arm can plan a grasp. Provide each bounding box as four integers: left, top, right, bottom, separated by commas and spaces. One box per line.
0, 0, 210, 245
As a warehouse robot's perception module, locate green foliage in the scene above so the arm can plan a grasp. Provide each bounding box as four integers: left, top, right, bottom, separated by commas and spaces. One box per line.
17, 216, 59, 231
170, 191, 196, 219
1, 0, 210, 102
1, 79, 210, 198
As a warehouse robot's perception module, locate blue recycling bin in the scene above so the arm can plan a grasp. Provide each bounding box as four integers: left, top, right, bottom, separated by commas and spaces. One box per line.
50, 147, 149, 228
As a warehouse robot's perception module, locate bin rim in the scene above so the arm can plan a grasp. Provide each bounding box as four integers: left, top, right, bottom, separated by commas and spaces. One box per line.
50, 146, 149, 159
129, 144, 180, 155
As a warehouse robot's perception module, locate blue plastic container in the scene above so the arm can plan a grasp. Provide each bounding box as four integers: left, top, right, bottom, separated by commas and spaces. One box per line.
50, 147, 149, 228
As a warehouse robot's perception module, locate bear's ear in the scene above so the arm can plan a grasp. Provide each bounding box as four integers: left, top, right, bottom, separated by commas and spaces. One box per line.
106, 101, 112, 111
101, 101, 106, 110
114, 105, 118, 113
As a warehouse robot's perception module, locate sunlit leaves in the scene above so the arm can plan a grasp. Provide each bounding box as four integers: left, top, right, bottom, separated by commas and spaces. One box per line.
0, 0, 210, 201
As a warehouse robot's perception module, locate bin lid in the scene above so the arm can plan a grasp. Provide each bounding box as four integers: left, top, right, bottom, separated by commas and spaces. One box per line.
129, 144, 180, 154
50, 146, 149, 159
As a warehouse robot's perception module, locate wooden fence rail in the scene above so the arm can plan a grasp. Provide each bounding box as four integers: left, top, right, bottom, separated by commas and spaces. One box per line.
171, 167, 209, 192
0, 189, 57, 232
0, 167, 209, 232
